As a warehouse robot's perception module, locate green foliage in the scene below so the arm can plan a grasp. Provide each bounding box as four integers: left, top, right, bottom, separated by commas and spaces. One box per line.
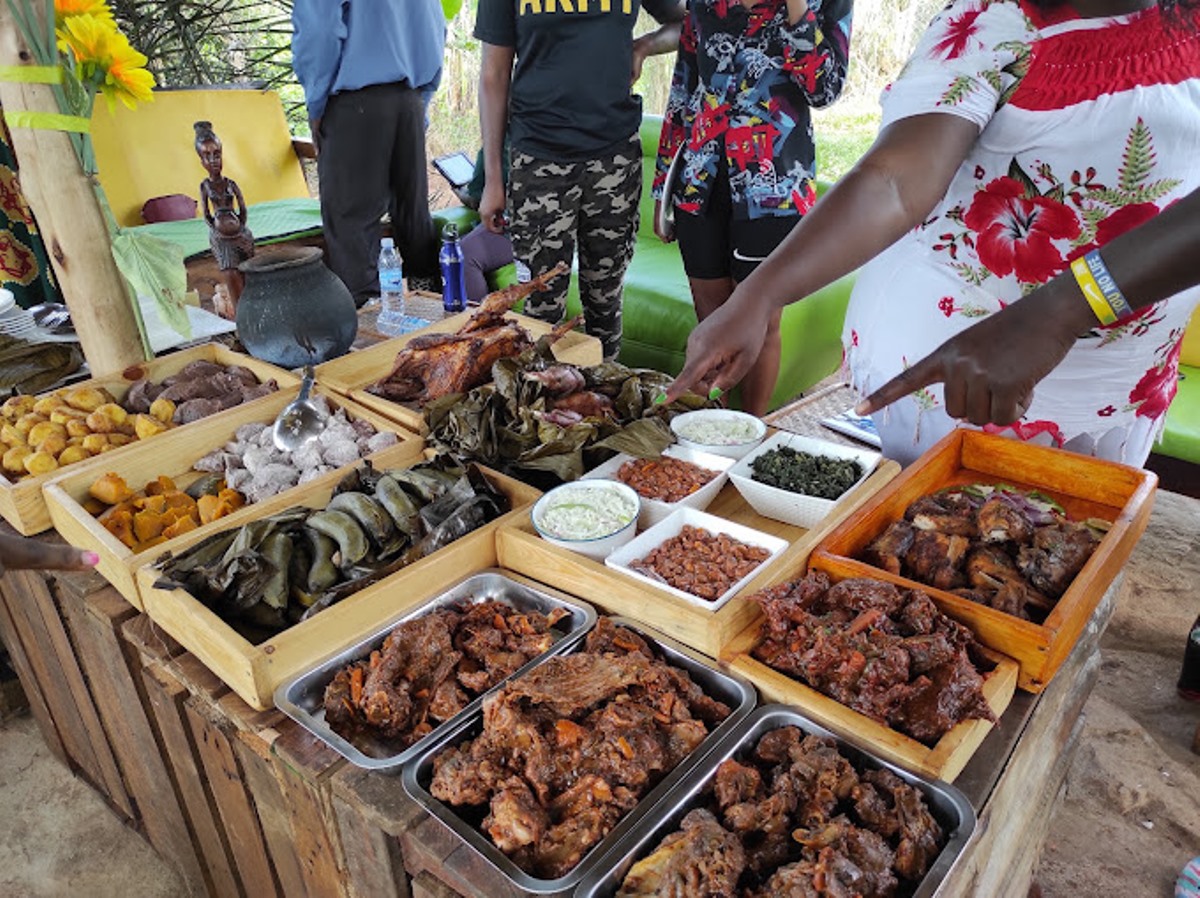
111, 230, 192, 340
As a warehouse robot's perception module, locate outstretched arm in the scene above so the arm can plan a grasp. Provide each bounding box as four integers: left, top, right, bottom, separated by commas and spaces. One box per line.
858, 185, 1200, 425
664, 111, 980, 402
479, 42, 515, 235
0, 533, 98, 573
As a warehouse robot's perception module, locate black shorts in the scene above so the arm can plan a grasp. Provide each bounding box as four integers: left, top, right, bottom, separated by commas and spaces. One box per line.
674, 172, 799, 283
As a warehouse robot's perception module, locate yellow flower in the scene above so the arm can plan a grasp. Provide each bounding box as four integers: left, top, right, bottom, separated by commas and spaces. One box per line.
57, 13, 154, 111
54, 0, 115, 30
102, 37, 155, 110
57, 12, 119, 75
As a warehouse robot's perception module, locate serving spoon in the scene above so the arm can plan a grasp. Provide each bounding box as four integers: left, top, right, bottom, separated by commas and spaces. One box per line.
272, 363, 326, 451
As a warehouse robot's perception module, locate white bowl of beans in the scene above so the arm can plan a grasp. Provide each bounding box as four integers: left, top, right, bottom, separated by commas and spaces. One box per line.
606, 507, 789, 611
583, 445, 734, 529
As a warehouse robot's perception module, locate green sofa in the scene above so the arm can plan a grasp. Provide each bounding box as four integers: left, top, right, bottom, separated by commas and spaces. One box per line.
439, 115, 854, 412
1153, 314, 1200, 467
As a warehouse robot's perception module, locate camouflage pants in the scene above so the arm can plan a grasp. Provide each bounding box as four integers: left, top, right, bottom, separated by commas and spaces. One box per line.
508, 136, 642, 361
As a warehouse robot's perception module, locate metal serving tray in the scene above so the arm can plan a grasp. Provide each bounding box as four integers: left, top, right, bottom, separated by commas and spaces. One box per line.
574, 703, 976, 898
273, 569, 596, 771
401, 616, 758, 897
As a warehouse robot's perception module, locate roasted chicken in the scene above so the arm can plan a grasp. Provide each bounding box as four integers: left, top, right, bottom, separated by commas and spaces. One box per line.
368, 262, 573, 404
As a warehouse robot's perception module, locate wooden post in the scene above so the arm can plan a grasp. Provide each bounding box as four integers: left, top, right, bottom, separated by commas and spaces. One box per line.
0, 5, 147, 374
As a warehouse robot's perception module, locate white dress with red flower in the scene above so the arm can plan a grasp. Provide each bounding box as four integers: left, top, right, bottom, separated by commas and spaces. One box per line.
842, 0, 1200, 466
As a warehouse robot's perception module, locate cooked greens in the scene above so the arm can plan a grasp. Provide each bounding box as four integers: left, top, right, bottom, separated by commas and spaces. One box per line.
751, 447, 863, 499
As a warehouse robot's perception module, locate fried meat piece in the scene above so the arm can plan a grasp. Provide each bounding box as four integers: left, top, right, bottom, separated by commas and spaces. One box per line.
863, 520, 915, 576
485, 777, 548, 853
890, 659, 995, 745
905, 530, 970, 590
714, 759, 763, 810
617, 808, 745, 898
1017, 521, 1100, 598
976, 493, 1034, 544
904, 493, 979, 536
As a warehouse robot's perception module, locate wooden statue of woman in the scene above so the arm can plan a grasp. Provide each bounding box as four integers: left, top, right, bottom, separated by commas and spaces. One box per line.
194, 121, 254, 317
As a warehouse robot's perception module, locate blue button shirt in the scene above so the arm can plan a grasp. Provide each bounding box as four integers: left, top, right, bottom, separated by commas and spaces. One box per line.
292, 0, 446, 122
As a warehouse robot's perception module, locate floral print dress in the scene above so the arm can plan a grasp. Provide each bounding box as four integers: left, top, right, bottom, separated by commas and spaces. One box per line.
842, 0, 1200, 466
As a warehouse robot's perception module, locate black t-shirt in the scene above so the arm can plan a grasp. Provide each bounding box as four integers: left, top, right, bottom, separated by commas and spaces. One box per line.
475, 0, 679, 162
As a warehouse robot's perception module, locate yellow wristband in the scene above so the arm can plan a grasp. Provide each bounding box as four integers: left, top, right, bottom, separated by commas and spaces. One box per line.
1070, 255, 1117, 326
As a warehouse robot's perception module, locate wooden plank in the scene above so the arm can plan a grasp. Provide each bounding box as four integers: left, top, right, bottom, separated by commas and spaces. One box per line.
134, 467, 534, 710
0, 570, 108, 796
333, 792, 411, 898
44, 386, 425, 607
270, 722, 349, 898
68, 590, 209, 895
141, 662, 242, 898
812, 429, 1157, 691
0, 576, 68, 764
0, 342, 299, 536
185, 695, 281, 897
409, 871, 461, 898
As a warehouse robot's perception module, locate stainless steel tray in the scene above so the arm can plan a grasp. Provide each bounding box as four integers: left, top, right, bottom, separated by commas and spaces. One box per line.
273, 568, 596, 771
574, 703, 976, 898
401, 616, 758, 897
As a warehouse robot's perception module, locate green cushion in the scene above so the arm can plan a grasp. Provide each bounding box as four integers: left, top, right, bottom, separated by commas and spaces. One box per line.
433, 206, 480, 236
128, 197, 324, 260
1154, 364, 1200, 464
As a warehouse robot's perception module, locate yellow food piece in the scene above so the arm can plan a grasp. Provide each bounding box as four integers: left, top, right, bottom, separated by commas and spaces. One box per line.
89, 472, 133, 505
133, 414, 169, 440
28, 420, 66, 447
107, 433, 134, 448
86, 403, 128, 433
2, 445, 32, 474
0, 423, 23, 446
15, 413, 44, 436
65, 418, 91, 438
22, 451, 59, 476
149, 397, 176, 425
64, 386, 112, 412
143, 474, 177, 496
35, 432, 67, 458
1, 395, 35, 418
32, 395, 66, 417
81, 434, 110, 453
57, 445, 91, 466
49, 406, 87, 425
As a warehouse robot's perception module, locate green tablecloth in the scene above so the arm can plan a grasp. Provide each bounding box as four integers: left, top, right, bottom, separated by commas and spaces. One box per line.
126, 197, 324, 260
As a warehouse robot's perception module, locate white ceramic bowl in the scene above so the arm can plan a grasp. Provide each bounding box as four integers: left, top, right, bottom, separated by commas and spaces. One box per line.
531, 479, 641, 561
670, 409, 767, 460
583, 444, 734, 529
727, 431, 881, 529
605, 506, 789, 612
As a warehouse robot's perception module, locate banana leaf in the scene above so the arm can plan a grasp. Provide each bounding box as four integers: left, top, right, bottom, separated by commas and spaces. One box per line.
0, 336, 83, 394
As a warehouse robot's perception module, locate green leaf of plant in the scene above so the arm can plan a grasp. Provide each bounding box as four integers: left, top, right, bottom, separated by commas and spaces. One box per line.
110, 230, 192, 340
442, 0, 464, 19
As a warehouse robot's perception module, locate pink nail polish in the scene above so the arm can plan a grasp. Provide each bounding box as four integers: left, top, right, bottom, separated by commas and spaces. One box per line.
83, 551, 99, 566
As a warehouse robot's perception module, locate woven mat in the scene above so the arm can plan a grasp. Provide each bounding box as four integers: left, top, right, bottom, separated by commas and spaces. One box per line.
765, 380, 866, 447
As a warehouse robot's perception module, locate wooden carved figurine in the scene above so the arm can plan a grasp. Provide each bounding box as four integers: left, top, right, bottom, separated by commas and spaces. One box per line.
194, 121, 254, 318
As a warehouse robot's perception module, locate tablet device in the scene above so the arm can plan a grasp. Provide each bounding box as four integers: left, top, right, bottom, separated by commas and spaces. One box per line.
433, 151, 476, 190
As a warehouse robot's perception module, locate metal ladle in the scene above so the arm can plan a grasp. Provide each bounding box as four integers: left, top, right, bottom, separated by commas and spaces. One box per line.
272, 363, 326, 452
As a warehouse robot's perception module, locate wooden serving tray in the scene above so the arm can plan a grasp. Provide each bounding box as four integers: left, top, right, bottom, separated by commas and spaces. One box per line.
0, 342, 298, 535
811, 429, 1157, 692
495, 460, 900, 658
314, 311, 604, 434
133, 465, 541, 710
722, 554, 1020, 783
42, 386, 424, 607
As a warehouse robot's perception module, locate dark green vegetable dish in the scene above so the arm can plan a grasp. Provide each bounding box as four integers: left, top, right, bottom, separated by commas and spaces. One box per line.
750, 447, 863, 500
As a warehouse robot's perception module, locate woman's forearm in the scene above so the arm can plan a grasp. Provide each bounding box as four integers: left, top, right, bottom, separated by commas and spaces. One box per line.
1100, 185, 1200, 309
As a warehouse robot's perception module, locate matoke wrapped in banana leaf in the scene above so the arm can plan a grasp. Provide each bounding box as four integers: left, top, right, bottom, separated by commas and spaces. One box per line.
0, 334, 82, 394
153, 456, 510, 637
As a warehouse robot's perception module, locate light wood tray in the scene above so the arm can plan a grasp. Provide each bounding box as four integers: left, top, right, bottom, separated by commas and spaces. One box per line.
43, 386, 424, 607
812, 429, 1157, 692
314, 311, 604, 434
0, 342, 298, 535
495, 460, 900, 658
133, 466, 541, 710
722, 555, 1020, 783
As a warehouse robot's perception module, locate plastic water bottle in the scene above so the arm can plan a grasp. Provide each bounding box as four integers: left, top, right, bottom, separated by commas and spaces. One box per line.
439, 223, 466, 314
377, 237, 405, 336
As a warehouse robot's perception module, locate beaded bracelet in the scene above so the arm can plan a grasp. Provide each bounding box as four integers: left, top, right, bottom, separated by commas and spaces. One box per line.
1070, 249, 1134, 325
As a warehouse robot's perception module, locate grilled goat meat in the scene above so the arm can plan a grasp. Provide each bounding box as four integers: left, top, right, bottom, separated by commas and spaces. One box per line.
322, 599, 568, 748
619, 727, 946, 898
863, 485, 1102, 620
429, 617, 730, 880
367, 262, 570, 404
750, 573, 995, 745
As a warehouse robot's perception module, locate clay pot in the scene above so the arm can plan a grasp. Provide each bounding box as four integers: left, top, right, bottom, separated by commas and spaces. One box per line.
236, 246, 357, 367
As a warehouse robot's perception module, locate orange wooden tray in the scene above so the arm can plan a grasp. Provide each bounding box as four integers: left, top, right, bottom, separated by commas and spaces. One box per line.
811, 429, 1157, 692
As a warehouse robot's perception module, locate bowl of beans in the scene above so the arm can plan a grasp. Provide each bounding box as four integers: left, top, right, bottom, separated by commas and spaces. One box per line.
605, 507, 789, 611
583, 445, 734, 529
727, 431, 881, 529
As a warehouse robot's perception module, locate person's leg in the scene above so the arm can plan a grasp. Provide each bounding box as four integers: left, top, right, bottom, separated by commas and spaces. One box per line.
575, 136, 642, 361
316, 85, 395, 305
460, 223, 514, 303
508, 152, 581, 325
388, 86, 439, 281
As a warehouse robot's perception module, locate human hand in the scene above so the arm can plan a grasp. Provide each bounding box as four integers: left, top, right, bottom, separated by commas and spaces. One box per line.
653, 199, 675, 243
662, 295, 769, 403
856, 283, 1092, 424
480, 182, 507, 234
631, 42, 648, 86
785, 0, 809, 24
309, 118, 321, 155
0, 532, 99, 573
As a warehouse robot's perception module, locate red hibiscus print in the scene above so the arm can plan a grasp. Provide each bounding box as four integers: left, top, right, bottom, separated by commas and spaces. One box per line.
983, 419, 1065, 446
963, 177, 1081, 283
932, 7, 985, 59
1128, 339, 1182, 420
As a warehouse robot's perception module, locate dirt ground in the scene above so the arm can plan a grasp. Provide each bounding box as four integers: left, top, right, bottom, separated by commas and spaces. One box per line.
1032, 489, 1200, 897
